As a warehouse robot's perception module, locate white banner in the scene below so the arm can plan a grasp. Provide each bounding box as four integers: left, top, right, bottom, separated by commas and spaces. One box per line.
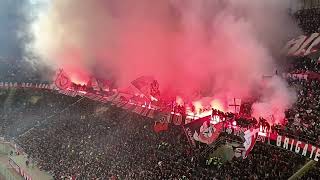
0, 82, 55, 89
284, 33, 320, 57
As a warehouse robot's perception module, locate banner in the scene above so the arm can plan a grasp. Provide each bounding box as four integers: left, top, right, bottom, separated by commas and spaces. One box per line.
282, 71, 320, 81
284, 32, 320, 58
0, 82, 54, 90
183, 116, 223, 146
307, 71, 320, 80
224, 126, 247, 138
269, 133, 320, 162
282, 73, 308, 80
243, 128, 259, 158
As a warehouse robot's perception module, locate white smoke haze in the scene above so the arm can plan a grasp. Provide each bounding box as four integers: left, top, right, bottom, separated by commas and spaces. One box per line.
252, 76, 297, 124
27, 0, 300, 124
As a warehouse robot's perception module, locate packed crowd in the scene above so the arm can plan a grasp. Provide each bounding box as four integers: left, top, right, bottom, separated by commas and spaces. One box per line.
284, 77, 320, 143
0, 89, 81, 138
0, 85, 308, 179
274, 7, 320, 145
0, 58, 52, 83
15, 102, 307, 179
295, 8, 320, 34
287, 56, 320, 73
284, 7, 320, 179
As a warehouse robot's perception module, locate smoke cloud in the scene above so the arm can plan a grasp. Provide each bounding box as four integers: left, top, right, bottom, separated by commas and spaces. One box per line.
252, 76, 297, 124
0, 0, 30, 59
27, 0, 299, 123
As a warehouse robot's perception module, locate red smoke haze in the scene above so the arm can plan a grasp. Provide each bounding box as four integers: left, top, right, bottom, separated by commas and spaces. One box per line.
28, 0, 299, 124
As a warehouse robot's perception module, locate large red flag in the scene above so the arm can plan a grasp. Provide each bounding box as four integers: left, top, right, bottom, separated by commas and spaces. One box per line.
193, 121, 223, 145
184, 116, 223, 146
55, 69, 71, 90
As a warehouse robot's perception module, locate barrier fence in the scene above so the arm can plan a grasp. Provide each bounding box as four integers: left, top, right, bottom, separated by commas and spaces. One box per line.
8, 158, 32, 180
0, 139, 33, 180
0, 162, 20, 180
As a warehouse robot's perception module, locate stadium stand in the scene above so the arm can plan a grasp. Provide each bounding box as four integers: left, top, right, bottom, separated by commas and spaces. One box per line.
0, 4, 320, 180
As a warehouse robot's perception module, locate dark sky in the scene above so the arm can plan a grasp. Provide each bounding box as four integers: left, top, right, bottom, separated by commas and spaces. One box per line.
0, 0, 30, 60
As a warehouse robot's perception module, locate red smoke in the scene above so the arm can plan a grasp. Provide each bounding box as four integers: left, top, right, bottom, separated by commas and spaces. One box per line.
28, 0, 299, 124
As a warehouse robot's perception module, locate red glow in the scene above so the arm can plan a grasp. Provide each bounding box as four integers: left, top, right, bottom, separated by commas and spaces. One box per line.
210, 99, 225, 112
176, 96, 184, 106
59, 52, 90, 86
70, 76, 87, 85
193, 101, 202, 115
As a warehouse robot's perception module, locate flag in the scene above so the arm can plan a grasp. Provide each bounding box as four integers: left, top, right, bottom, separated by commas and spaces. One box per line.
243, 128, 259, 158
97, 79, 113, 92
193, 121, 223, 145
131, 76, 154, 98
183, 116, 223, 146
55, 69, 71, 90
87, 77, 100, 91
153, 121, 168, 133
131, 76, 154, 90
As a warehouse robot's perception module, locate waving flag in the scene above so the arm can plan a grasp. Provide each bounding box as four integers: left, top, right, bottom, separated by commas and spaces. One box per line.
243, 128, 259, 158
131, 76, 154, 98
183, 116, 223, 146
87, 77, 100, 91
193, 121, 223, 144
55, 69, 71, 90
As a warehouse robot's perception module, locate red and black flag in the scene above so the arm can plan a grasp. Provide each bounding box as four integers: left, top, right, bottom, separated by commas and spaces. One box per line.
183, 116, 223, 147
